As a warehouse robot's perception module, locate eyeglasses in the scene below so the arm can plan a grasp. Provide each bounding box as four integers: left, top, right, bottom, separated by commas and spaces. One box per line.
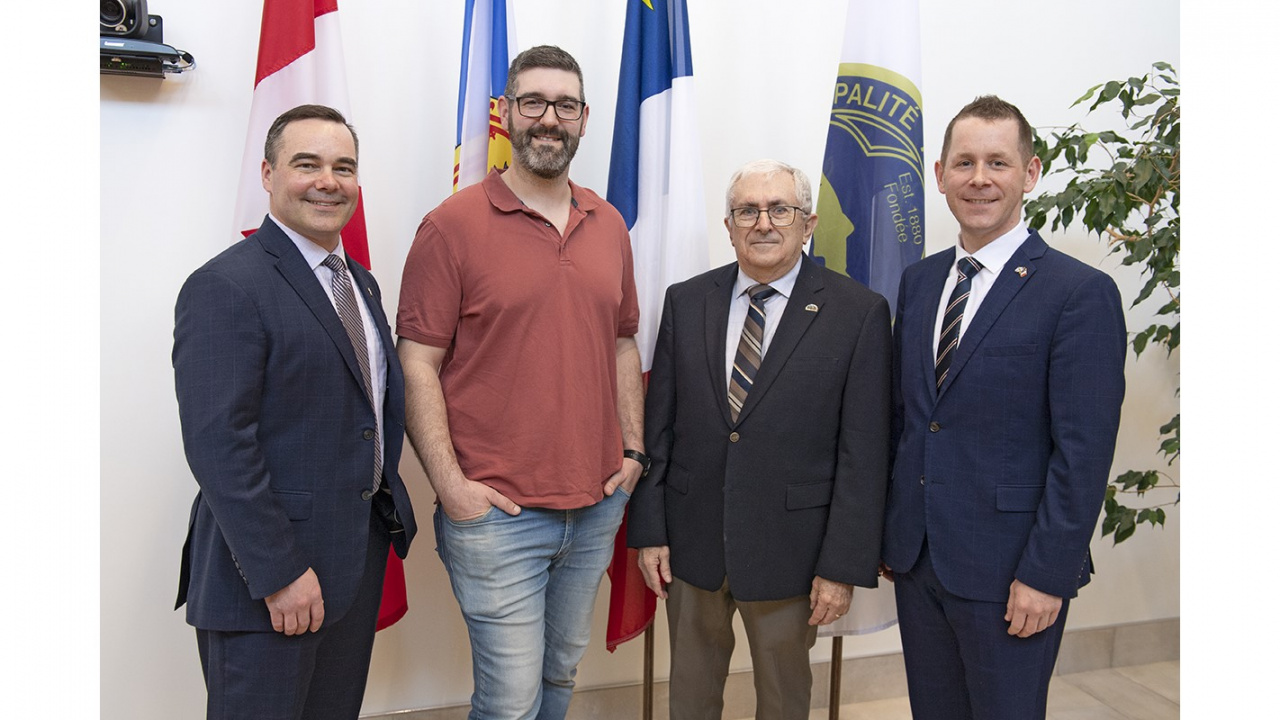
506, 95, 586, 121
729, 205, 806, 228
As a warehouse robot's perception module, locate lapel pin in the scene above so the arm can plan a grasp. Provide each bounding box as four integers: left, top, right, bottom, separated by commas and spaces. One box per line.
366, 287, 373, 296
1014, 266, 1028, 278
805, 303, 819, 312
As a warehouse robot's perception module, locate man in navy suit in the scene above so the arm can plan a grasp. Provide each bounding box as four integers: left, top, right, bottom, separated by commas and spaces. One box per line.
881, 96, 1127, 719
629, 159, 891, 719
173, 104, 416, 720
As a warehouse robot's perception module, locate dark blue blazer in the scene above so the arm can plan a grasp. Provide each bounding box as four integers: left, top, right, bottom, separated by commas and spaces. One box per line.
629, 256, 892, 600
173, 217, 416, 632
882, 229, 1126, 602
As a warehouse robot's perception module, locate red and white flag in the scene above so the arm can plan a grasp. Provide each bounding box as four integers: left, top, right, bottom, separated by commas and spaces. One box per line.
232, 0, 405, 630
232, 0, 370, 268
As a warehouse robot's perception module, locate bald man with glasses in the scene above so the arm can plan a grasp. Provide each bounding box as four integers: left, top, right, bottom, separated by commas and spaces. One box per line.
629, 159, 892, 720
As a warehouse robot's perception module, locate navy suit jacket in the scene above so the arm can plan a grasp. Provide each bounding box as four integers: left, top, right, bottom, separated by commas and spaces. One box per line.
173, 217, 416, 632
629, 256, 891, 600
882, 229, 1126, 602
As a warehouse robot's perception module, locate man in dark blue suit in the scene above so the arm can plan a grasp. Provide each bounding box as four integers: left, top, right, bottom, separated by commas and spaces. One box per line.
881, 96, 1127, 720
173, 104, 415, 720
629, 160, 891, 719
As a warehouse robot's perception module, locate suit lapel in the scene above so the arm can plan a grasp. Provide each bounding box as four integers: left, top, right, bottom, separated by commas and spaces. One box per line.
258, 219, 373, 407
735, 257, 823, 425
937, 231, 1046, 398
704, 265, 736, 426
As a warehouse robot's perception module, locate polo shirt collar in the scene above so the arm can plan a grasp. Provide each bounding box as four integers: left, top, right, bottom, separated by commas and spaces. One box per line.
481, 168, 598, 213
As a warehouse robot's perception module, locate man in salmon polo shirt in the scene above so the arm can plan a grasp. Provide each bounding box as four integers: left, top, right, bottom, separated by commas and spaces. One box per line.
396, 45, 645, 720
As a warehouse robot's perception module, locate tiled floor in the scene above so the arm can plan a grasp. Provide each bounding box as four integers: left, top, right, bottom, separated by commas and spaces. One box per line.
782, 661, 1180, 720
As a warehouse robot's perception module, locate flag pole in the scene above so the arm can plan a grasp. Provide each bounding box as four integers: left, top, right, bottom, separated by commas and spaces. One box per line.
643, 623, 654, 720
829, 636, 843, 718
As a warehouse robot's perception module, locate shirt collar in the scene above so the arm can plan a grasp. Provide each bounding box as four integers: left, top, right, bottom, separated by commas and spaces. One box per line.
958, 222, 1029, 275
481, 168, 597, 213
269, 213, 346, 272
734, 255, 803, 300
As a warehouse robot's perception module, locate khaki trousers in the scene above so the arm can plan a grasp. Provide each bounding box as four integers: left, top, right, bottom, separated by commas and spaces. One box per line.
666, 577, 817, 720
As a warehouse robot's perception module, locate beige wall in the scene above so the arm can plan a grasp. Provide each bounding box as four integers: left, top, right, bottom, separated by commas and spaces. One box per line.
99, 1, 1179, 717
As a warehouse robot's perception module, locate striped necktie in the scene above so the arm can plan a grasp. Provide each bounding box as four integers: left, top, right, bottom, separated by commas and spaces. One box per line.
935, 256, 983, 390
322, 254, 382, 491
729, 283, 778, 422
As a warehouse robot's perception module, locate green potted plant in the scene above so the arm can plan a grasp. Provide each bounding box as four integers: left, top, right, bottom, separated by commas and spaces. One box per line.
1024, 62, 1180, 543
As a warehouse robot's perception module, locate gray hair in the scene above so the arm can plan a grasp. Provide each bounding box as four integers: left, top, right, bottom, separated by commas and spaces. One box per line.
724, 159, 813, 217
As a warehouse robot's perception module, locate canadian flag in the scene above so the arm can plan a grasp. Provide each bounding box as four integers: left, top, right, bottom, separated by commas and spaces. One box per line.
232, 0, 370, 267
232, 0, 405, 630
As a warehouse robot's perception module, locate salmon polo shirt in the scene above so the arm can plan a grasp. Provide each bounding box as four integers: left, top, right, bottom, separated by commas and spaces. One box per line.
397, 170, 640, 509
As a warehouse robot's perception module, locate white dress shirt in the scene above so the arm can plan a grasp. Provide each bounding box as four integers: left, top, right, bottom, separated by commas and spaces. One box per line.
932, 223, 1030, 359
725, 258, 803, 389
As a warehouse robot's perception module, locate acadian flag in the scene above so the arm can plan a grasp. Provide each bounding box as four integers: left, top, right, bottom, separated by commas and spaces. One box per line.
231, 0, 405, 630
454, 0, 517, 191
815, 0, 924, 637
604, 0, 708, 651
811, 0, 926, 316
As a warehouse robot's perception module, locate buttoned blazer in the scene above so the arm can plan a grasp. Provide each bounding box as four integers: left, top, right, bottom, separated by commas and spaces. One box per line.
881, 229, 1126, 602
173, 217, 416, 632
629, 255, 892, 601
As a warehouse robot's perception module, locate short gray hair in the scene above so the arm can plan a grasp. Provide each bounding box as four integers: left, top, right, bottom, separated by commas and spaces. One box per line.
724, 159, 813, 217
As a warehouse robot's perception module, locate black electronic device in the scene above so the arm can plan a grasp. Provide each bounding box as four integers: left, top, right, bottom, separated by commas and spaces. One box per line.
99, 6, 195, 78
101, 0, 150, 39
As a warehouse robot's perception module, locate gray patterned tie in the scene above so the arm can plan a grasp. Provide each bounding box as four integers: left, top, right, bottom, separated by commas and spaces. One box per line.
322, 254, 382, 491
729, 283, 778, 422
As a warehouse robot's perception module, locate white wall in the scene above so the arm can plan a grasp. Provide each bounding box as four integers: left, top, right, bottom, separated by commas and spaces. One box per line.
100, 1, 1179, 717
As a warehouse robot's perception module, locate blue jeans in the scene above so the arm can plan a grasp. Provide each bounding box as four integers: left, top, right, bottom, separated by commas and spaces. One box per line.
434, 488, 629, 720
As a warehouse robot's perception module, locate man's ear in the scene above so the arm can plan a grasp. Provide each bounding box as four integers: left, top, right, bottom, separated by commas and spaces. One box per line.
1023, 155, 1043, 193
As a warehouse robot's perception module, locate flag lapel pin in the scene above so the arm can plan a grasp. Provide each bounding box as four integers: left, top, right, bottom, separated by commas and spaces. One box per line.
1014, 266, 1028, 277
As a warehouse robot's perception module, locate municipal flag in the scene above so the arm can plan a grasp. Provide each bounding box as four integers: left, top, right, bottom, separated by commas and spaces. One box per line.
814, 0, 925, 638
811, 0, 926, 316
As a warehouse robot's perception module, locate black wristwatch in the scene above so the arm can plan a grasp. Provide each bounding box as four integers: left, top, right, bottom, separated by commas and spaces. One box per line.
623, 449, 651, 477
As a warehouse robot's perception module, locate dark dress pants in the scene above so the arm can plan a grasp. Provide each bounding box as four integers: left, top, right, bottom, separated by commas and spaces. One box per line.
196, 513, 391, 720
894, 541, 1068, 720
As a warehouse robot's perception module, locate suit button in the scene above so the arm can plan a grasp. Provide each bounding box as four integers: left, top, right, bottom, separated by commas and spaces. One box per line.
928, 422, 941, 432
729, 432, 740, 443
363, 429, 375, 440
919, 475, 925, 485
361, 489, 374, 501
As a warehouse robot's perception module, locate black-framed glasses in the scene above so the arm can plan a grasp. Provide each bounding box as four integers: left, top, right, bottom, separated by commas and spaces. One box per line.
506, 95, 586, 121
729, 205, 805, 228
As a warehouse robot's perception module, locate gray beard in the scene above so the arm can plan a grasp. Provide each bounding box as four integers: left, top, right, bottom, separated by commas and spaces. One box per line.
511, 126, 579, 179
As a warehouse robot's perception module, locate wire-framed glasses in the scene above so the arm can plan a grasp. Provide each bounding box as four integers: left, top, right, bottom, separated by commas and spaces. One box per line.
729, 205, 804, 228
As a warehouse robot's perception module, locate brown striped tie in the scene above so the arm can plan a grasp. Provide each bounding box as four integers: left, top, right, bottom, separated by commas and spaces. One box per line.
729, 283, 778, 422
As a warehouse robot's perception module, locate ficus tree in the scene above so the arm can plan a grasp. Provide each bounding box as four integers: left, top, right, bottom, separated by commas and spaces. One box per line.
1024, 62, 1180, 544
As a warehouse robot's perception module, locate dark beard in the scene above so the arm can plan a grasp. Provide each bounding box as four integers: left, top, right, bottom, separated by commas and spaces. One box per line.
509, 121, 580, 179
